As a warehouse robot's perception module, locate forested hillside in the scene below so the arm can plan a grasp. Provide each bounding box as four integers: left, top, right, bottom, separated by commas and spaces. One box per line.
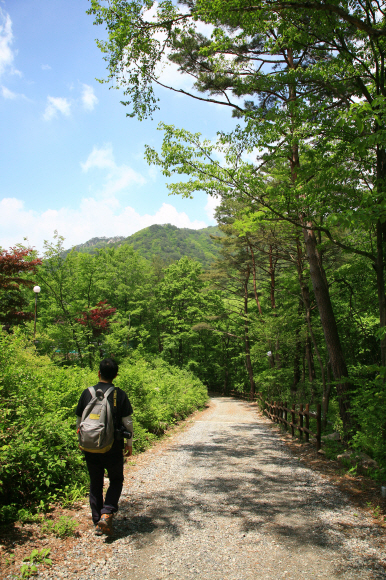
68, 224, 220, 268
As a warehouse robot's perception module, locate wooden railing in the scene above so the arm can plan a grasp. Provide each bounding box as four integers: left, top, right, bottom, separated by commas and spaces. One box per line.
229, 390, 322, 451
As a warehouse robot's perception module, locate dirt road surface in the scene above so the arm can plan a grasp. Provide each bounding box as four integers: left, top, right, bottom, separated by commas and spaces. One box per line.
36, 397, 386, 580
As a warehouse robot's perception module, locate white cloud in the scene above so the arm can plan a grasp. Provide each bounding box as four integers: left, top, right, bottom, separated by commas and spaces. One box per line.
43, 96, 71, 120
41, 64, 51, 70
141, 4, 234, 102
242, 148, 259, 164
141, 4, 196, 92
81, 84, 98, 111
81, 144, 146, 195
0, 9, 14, 77
205, 195, 221, 221
1, 85, 27, 99
195, 19, 215, 38
2, 85, 16, 99
0, 196, 208, 252
81, 145, 115, 171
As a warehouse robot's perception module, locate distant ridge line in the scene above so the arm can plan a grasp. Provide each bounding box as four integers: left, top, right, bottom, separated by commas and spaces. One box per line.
65, 223, 221, 268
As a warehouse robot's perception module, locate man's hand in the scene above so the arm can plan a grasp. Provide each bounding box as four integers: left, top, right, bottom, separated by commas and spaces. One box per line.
124, 443, 132, 458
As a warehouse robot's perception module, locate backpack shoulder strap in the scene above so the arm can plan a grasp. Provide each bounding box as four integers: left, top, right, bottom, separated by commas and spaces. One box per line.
104, 386, 114, 398
113, 387, 118, 427
102, 386, 115, 429
81, 387, 98, 421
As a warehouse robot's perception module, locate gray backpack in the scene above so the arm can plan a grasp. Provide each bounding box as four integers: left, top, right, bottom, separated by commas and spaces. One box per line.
78, 386, 115, 453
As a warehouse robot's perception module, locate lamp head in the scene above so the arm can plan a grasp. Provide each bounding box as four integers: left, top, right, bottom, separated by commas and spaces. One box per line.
33, 286, 41, 294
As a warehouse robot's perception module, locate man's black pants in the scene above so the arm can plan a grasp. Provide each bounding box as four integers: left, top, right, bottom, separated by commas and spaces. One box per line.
86, 455, 124, 524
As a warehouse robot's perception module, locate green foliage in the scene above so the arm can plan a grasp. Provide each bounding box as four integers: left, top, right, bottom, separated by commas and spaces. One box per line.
323, 440, 345, 461
23, 548, 52, 566
16, 549, 52, 579
86, 0, 386, 426
64, 224, 220, 268
0, 331, 92, 510
8, 549, 52, 580
349, 366, 386, 464
116, 355, 208, 449
121, 225, 220, 268
0, 329, 208, 519
41, 516, 78, 538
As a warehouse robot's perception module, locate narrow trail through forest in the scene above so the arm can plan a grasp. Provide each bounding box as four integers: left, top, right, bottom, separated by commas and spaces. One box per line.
39, 397, 386, 580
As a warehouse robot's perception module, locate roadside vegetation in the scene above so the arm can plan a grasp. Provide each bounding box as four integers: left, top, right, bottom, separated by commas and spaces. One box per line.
0, 329, 207, 523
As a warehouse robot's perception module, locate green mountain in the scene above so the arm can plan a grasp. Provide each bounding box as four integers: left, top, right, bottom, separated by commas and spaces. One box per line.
68, 224, 221, 268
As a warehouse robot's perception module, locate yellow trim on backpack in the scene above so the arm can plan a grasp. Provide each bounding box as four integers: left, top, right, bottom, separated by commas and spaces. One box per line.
79, 442, 114, 454
89, 413, 100, 420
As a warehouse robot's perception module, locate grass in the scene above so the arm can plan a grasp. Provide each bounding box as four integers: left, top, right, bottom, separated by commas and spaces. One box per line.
41, 516, 78, 538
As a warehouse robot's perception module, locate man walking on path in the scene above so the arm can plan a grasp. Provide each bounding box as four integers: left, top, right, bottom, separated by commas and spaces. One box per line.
76, 358, 133, 536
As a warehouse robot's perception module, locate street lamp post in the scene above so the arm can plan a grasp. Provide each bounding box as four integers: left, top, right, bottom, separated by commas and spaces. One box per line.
33, 286, 41, 340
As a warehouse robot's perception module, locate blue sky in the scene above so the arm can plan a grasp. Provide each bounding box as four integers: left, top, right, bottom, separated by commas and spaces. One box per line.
0, 0, 237, 253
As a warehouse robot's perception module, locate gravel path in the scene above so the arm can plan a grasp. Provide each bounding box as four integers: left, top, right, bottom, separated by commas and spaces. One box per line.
39, 397, 386, 580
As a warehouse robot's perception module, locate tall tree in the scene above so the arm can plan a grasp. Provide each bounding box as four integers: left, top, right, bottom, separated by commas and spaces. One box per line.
88, 0, 364, 429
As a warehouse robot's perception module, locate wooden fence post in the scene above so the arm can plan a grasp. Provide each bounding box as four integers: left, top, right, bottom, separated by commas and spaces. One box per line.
305, 403, 310, 443
279, 401, 282, 425
291, 404, 295, 437
316, 403, 321, 451
299, 404, 303, 440
262, 395, 321, 452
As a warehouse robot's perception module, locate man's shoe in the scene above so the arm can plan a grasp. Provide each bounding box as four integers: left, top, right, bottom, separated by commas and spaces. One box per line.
94, 513, 113, 536
94, 522, 103, 536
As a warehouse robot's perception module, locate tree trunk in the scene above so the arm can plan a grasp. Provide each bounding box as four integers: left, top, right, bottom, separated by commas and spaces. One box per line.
158, 331, 163, 354
305, 332, 316, 383
223, 366, 229, 394
302, 225, 352, 431
268, 342, 275, 368
269, 245, 276, 310
288, 49, 351, 431
222, 336, 230, 395
244, 266, 255, 399
301, 345, 306, 383
292, 309, 301, 393
248, 241, 263, 315
178, 338, 183, 367
296, 237, 316, 385
322, 359, 333, 429
275, 336, 281, 369
376, 217, 386, 366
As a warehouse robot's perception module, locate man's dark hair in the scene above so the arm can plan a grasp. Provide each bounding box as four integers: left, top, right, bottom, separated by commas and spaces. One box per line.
99, 358, 118, 381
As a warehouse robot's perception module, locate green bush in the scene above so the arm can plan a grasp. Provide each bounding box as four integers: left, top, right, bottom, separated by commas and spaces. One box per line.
0, 331, 92, 510
116, 354, 208, 451
349, 365, 386, 465
0, 331, 208, 519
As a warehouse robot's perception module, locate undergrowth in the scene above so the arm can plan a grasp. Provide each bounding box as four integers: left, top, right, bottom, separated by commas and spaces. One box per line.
41, 516, 78, 538
6, 549, 52, 580
0, 331, 208, 522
